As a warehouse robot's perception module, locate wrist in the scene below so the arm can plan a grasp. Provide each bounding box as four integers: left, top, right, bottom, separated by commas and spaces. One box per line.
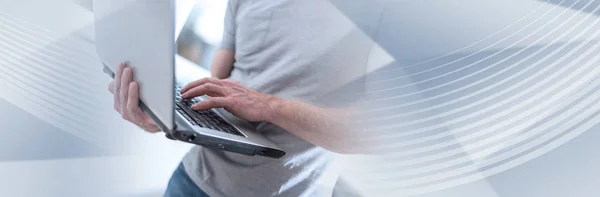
264, 95, 285, 123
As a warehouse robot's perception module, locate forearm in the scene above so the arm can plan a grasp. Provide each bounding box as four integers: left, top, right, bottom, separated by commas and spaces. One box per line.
210, 49, 235, 79
266, 98, 370, 154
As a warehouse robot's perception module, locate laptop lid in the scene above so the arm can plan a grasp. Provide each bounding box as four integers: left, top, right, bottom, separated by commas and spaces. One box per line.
94, 0, 176, 130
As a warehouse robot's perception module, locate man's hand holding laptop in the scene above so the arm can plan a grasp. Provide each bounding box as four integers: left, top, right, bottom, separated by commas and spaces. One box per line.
108, 62, 373, 154
108, 62, 161, 133
108, 62, 279, 131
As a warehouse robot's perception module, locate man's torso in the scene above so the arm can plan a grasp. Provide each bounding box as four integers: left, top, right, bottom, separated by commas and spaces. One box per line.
184, 0, 380, 196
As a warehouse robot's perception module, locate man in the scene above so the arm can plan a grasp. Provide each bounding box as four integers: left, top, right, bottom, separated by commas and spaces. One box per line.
108, 0, 378, 196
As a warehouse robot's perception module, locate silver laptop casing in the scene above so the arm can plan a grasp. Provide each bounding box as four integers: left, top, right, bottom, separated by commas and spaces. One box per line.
94, 0, 285, 158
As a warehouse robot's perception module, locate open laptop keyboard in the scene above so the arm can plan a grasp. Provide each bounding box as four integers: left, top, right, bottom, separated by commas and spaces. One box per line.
175, 85, 245, 137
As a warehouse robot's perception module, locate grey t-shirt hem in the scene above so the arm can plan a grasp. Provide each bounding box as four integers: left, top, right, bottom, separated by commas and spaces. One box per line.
182, 151, 222, 197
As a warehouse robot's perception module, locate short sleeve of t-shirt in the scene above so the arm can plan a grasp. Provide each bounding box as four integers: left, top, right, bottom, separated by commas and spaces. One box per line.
220, 0, 237, 50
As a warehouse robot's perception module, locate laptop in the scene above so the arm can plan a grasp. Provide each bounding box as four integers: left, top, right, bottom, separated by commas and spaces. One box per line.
93, 0, 285, 158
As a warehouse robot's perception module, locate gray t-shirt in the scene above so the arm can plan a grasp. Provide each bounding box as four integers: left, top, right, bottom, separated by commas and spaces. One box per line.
182, 0, 380, 196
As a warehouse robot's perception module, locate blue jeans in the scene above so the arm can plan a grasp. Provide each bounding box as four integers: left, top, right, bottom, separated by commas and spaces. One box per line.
164, 163, 210, 197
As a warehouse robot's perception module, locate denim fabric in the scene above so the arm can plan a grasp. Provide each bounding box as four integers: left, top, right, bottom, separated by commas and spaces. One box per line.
164, 163, 210, 197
